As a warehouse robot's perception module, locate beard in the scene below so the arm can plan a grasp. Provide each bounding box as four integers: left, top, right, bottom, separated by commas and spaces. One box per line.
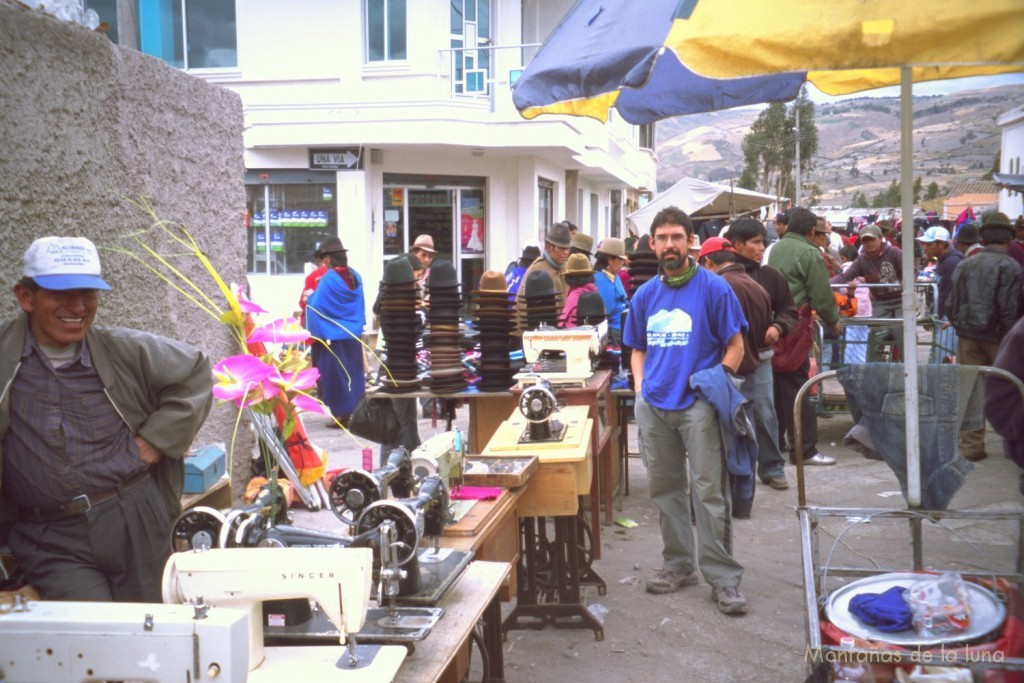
660, 250, 686, 271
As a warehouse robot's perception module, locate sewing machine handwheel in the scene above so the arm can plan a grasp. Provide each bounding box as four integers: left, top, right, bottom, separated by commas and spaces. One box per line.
218, 509, 253, 548
169, 506, 225, 552
519, 384, 558, 424
355, 500, 421, 567
328, 469, 383, 526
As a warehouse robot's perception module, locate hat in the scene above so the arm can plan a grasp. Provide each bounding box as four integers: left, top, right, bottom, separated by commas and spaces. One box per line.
570, 233, 594, 254
314, 236, 346, 257
522, 270, 558, 298
596, 237, 626, 258
859, 225, 883, 241
383, 255, 417, 284
915, 226, 951, 244
521, 245, 542, 262
23, 236, 112, 291
564, 253, 594, 276
688, 233, 701, 251
697, 236, 735, 261
981, 211, 1013, 230
427, 260, 459, 288
955, 224, 980, 244
545, 222, 572, 248
412, 234, 436, 253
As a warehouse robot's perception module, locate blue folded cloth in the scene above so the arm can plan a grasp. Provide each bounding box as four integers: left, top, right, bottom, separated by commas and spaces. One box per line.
848, 585, 913, 633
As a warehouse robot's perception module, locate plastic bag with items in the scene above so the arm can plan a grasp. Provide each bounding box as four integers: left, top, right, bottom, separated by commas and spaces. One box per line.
904, 572, 971, 638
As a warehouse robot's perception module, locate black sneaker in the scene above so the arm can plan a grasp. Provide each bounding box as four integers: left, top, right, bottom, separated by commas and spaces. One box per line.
712, 585, 747, 615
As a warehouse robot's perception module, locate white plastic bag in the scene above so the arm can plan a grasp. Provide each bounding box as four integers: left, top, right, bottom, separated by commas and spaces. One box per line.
903, 572, 971, 638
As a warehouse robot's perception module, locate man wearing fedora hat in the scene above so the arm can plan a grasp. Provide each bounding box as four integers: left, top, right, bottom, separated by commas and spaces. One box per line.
411, 234, 437, 270
594, 238, 629, 349
1, 236, 213, 602
947, 211, 1024, 462
513, 222, 572, 334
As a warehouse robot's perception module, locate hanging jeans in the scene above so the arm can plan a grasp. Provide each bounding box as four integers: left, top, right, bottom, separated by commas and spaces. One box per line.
836, 363, 982, 510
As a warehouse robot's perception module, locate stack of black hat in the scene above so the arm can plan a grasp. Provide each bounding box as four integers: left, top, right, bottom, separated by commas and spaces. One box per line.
378, 257, 422, 393
520, 270, 560, 330
423, 260, 466, 394
626, 234, 659, 298
576, 291, 616, 372
471, 271, 518, 391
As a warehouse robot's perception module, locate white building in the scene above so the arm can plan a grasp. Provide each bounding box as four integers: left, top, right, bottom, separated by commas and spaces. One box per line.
997, 104, 1024, 220
88, 0, 656, 316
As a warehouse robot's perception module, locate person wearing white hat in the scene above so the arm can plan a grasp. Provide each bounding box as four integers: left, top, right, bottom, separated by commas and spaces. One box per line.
916, 226, 961, 320
1, 236, 213, 602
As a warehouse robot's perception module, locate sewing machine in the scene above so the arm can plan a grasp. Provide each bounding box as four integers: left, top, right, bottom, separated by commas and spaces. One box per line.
409, 429, 466, 486
517, 376, 566, 444
162, 547, 407, 681
328, 446, 415, 526
518, 324, 605, 386
0, 595, 248, 682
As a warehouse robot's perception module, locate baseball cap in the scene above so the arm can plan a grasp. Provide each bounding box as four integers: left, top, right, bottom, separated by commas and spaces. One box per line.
915, 226, 950, 244
697, 236, 734, 261
23, 236, 111, 291
859, 225, 883, 241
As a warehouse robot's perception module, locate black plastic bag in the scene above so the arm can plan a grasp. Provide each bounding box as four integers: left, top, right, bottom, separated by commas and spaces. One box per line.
347, 397, 401, 444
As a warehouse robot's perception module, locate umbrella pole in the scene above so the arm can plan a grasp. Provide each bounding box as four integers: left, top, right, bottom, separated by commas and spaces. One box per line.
900, 66, 922, 509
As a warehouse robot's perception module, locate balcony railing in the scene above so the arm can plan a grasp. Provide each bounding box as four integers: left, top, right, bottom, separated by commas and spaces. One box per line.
436, 42, 541, 111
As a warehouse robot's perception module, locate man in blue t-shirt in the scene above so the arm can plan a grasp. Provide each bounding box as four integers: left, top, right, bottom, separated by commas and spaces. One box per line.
624, 206, 749, 615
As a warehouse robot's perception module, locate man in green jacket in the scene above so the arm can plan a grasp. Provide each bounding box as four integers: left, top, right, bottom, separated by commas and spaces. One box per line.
767, 208, 841, 467
1, 236, 213, 602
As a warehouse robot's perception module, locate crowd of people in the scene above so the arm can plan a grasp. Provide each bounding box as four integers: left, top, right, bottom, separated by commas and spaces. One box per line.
3, 206, 1019, 619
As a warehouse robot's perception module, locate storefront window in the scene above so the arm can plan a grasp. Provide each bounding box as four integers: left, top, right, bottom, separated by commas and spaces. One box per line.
246, 179, 336, 275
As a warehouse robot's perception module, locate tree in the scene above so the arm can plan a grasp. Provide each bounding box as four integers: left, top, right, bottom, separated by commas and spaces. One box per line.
737, 90, 818, 201
982, 151, 1001, 181
913, 176, 923, 203
925, 181, 940, 200
851, 192, 869, 209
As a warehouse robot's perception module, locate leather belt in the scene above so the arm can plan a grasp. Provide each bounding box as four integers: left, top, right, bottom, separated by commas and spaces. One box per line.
19, 469, 151, 523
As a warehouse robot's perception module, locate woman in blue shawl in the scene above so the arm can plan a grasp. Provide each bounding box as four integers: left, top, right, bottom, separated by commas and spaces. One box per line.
306, 240, 366, 425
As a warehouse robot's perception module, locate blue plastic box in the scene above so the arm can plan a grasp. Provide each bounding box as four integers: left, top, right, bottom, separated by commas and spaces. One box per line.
183, 445, 226, 494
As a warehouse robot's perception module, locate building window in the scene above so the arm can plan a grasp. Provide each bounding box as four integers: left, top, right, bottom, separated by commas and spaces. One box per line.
449, 0, 490, 96
638, 123, 655, 150
95, 0, 237, 69
366, 0, 407, 62
246, 177, 337, 276
538, 178, 554, 242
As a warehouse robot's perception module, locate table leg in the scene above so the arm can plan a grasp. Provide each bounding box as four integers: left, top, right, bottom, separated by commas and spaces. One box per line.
482, 596, 504, 683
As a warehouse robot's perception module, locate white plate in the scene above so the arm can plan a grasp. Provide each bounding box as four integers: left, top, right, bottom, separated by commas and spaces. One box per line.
825, 572, 1007, 647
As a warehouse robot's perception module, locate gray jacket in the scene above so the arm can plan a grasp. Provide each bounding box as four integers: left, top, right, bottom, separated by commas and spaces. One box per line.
0, 315, 213, 537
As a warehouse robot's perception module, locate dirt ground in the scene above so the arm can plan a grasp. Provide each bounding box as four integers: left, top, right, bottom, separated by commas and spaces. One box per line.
297, 403, 1024, 683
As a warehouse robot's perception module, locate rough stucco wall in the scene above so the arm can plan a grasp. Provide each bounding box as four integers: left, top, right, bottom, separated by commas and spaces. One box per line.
0, 0, 253, 498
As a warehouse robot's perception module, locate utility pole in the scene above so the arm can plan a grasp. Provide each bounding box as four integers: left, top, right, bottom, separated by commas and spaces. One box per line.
794, 86, 802, 207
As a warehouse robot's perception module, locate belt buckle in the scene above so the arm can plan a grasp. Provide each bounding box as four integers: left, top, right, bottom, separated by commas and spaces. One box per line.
71, 493, 92, 514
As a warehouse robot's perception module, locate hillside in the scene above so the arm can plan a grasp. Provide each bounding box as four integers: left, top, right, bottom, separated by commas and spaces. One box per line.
655, 84, 1024, 206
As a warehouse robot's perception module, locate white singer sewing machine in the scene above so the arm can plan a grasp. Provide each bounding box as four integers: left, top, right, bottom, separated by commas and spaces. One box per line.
0, 595, 248, 682
410, 429, 465, 483
162, 547, 407, 682
518, 323, 606, 386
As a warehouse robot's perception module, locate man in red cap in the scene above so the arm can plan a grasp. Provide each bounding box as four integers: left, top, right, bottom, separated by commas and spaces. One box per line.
698, 237, 775, 513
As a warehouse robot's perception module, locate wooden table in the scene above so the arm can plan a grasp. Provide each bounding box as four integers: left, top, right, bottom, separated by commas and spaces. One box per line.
437, 487, 525, 602
394, 560, 510, 683
180, 475, 232, 510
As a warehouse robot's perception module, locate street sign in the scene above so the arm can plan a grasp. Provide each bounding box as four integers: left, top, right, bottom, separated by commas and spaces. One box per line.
308, 147, 363, 171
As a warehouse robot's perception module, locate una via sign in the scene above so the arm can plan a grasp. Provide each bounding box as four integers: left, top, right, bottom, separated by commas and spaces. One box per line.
309, 147, 363, 170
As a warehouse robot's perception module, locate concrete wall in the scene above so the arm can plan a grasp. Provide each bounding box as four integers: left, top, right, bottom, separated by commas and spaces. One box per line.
0, 1, 253, 497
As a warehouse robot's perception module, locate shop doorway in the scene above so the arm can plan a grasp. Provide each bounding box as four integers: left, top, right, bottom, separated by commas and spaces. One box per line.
382, 178, 485, 311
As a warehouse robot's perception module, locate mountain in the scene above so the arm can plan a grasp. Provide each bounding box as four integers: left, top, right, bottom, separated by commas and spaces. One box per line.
655, 84, 1024, 206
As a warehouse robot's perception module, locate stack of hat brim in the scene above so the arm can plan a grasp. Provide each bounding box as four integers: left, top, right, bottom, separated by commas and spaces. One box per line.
627, 234, 659, 298
471, 271, 517, 391
379, 258, 422, 393
424, 260, 467, 393
521, 270, 560, 331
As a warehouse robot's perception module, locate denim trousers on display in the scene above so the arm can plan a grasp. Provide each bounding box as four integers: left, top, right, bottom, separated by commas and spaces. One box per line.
634, 395, 744, 589
743, 359, 786, 481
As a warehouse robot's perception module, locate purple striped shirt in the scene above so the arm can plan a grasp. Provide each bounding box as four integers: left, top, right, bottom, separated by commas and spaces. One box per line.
1, 330, 146, 509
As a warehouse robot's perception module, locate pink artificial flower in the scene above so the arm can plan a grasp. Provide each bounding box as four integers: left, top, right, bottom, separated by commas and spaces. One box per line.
290, 393, 329, 415
212, 354, 278, 407
248, 317, 310, 345
268, 366, 320, 393
238, 299, 268, 314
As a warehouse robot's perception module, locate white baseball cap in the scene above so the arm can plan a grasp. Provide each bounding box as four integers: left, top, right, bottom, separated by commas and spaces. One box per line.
23, 236, 112, 290
915, 226, 951, 244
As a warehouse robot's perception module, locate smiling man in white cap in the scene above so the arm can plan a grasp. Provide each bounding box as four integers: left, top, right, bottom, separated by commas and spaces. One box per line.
0, 236, 213, 603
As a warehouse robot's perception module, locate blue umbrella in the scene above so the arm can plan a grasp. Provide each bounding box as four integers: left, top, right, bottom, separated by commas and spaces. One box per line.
512, 0, 806, 124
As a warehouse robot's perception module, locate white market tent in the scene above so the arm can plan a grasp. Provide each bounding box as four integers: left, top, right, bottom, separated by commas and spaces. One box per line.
627, 177, 782, 232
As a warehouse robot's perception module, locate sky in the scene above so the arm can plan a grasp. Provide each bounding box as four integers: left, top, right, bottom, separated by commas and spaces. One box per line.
806, 73, 1024, 103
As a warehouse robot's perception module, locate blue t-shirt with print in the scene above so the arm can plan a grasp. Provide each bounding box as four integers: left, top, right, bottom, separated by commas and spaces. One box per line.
623, 268, 747, 411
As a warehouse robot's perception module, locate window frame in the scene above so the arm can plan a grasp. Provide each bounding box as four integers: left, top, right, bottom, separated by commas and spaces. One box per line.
365, 0, 408, 63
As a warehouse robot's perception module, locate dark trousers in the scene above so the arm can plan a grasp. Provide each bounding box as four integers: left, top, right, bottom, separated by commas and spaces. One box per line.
773, 356, 819, 459
9, 476, 172, 602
